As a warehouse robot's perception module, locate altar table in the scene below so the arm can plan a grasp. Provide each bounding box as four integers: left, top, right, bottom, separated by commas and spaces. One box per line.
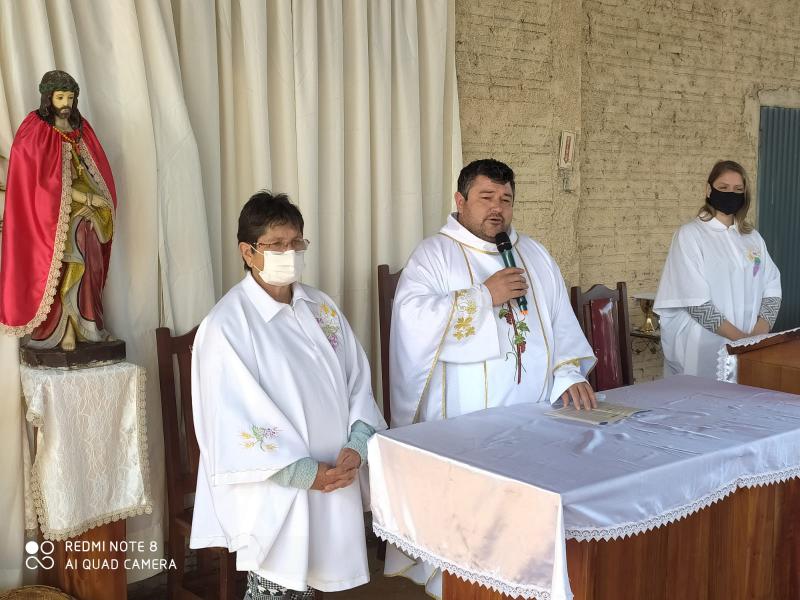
368, 375, 800, 599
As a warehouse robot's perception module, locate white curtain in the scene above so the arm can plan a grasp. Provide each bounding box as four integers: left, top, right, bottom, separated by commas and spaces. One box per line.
0, 0, 461, 589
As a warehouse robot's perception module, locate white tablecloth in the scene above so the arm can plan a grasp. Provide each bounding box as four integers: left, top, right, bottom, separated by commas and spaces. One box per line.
22, 362, 152, 540
368, 375, 800, 600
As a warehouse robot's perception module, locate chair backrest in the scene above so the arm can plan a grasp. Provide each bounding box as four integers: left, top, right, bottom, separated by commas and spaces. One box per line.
569, 282, 634, 391
155, 326, 200, 520
377, 264, 402, 424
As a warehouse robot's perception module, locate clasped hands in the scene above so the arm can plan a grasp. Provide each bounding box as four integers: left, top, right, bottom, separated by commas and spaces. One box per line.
310, 447, 361, 493
72, 189, 105, 208
71, 190, 105, 225
721, 317, 770, 342
748, 318, 771, 337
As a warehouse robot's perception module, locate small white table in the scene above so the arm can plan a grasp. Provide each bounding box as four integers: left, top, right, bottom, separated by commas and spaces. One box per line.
21, 361, 151, 600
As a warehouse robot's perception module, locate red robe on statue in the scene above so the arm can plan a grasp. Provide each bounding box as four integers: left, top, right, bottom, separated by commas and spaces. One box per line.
0, 112, 117, 338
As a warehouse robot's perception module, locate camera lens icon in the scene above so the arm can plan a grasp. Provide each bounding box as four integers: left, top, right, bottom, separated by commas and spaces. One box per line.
25, 540, 55, 570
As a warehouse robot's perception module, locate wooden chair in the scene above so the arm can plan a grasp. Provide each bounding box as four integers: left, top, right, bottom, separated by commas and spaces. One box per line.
377, 264, 403, 425
156, 326, 239, 600
376, 264, 402, 561
569, 282, 634, 391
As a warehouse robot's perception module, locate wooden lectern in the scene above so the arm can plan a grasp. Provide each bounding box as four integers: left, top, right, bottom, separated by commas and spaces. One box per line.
444, 331, 800, 600
729, 329, 800, 394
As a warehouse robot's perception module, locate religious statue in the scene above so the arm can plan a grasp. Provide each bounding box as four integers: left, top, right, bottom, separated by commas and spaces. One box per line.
0, 70, 122, 363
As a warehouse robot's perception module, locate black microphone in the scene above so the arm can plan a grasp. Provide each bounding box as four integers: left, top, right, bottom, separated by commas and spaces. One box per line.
495, 232, 528, 315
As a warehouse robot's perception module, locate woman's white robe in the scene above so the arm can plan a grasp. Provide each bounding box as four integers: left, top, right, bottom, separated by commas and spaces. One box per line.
190, 273, 386, 592
654, 217, 781, 378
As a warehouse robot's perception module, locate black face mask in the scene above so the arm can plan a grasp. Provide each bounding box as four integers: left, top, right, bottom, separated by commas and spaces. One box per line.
707, 186, 745, 215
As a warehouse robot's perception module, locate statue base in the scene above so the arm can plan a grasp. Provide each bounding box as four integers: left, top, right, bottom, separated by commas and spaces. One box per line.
20, 339, 126, 369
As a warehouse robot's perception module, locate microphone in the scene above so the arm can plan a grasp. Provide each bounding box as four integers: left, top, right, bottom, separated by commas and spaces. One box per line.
495, 232, 528, 315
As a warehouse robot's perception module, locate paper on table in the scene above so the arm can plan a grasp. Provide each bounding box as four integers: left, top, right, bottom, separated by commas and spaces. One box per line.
545, 401, 647, 425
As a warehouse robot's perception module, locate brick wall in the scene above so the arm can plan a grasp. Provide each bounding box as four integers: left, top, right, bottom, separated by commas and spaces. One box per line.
456, 0, 800, 382
455, 0, 583, 284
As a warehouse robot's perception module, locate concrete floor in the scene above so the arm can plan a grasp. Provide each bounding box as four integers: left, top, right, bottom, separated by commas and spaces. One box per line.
128, 529, 430, 600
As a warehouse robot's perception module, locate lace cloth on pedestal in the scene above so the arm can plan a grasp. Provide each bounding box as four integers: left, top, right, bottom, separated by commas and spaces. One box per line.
22, 362, 152, 540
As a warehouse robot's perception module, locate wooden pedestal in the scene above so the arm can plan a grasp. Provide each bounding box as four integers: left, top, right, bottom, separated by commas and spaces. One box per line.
39, 520, 128, 600
20, 340, 126, 369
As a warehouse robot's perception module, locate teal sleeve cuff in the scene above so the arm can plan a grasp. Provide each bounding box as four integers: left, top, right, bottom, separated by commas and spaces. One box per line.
269, 457, 318, 489
343, 420, 377, 465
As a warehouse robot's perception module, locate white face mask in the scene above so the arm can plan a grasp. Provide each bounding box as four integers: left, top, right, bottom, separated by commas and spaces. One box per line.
254, 249, 305, 286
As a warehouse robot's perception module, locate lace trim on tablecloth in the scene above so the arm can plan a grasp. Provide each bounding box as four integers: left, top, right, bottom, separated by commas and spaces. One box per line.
716, 351, 738, 383
373, 522, 551, 600
135, 367, 153, 516
566, 464, 800, 542
31, 366, 153, 541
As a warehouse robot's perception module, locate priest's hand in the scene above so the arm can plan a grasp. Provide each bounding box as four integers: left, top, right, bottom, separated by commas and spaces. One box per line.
561, 381, 597, 410
484, 267, 528, 306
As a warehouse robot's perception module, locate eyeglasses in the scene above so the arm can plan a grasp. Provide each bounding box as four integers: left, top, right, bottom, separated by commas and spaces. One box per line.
251, 239, 311, 253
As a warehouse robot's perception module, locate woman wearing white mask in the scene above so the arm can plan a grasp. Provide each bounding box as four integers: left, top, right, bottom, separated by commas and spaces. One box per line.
654, 160, 782, 378
190, 191, 386, 599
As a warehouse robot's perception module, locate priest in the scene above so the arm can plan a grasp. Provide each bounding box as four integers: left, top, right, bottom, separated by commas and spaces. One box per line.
384, 158, 597, 596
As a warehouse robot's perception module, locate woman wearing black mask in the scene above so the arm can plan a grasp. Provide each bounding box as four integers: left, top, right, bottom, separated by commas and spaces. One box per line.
653, 160, 782, 378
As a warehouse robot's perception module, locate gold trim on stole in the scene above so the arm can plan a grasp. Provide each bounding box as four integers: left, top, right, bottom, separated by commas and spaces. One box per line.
441, 363, 447, 419
412, 293, 458, 424
484, 361, 489, 408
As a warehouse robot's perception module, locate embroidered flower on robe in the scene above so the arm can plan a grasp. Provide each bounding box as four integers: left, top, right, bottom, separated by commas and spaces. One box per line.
315, 304, 340, 348
499, 304, 529, 383
746, 248, 762, 277
241, 424, 279, 451
452, 290, 478, 340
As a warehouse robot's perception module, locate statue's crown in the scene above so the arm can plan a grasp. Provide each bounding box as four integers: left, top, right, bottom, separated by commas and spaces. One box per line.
39, 70, 79, 96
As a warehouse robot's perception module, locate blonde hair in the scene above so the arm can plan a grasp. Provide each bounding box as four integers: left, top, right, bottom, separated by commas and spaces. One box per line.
698, 160, 754, 234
